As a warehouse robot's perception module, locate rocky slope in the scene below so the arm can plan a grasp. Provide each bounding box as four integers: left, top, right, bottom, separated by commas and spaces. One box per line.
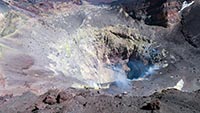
0, 88, 200, 113
114, 0, 195, 27
181, 0, 200, 48
0, 0, 200, 112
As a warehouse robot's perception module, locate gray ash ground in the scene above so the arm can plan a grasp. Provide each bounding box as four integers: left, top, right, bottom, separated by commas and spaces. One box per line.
0, 0, 200, 113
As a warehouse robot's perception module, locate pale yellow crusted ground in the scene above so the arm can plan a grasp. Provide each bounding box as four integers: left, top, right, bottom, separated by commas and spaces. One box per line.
0, 11, 27, 38
47, 25, 162, 89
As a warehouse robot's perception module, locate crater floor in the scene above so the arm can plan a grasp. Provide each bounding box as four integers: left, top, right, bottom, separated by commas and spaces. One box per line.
0, 0, 200, 112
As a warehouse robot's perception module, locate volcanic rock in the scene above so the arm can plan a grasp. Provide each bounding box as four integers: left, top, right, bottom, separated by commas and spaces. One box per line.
118, 0, 193, 27
42, 90, 59, 105
141, 99, 161, 110
0, 89, 199, 113
181, 0, 200, 48
0, 0, 200, 113
56, 91, 73, 103
145, 0, 182, 27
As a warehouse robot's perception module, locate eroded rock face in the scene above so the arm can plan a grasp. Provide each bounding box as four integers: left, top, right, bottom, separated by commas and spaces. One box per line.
95, 26, 166, 79
2, 0, 81, 16
111, 0, 147, 21
118, 0, 194, 27
181, 1, 200, 48
145, 0, 182, 27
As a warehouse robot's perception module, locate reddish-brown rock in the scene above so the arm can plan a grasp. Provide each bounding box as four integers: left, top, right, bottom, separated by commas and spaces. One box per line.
120, 0, 186, 27
56, 91, 73, 103
145, 0, 182, 27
